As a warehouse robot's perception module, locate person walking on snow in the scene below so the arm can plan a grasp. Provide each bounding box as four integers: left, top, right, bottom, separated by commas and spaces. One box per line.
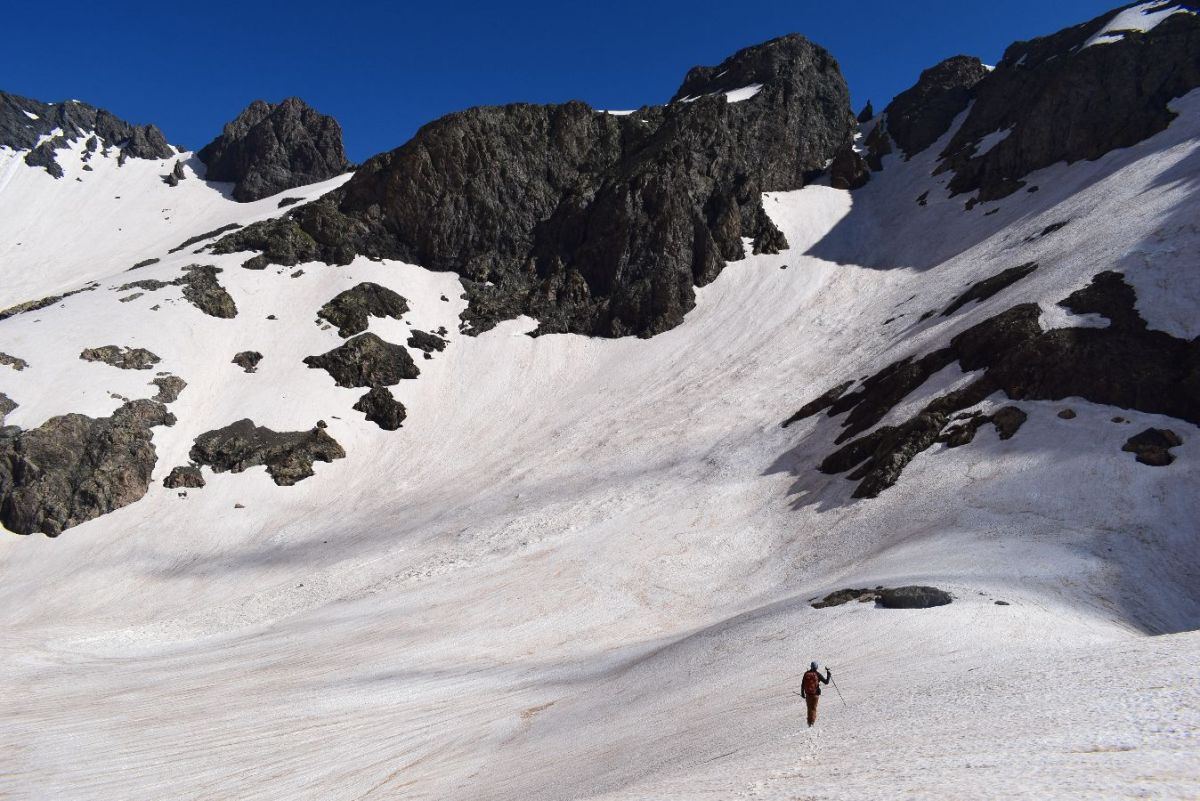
801, 661, 831, 727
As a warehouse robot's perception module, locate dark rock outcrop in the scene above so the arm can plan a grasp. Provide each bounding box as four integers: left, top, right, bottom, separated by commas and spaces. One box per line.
829, 144, 870, 190
878, 586, 953, 609
80, 345, 161, 370
812, 585, 952, 609
407, 329, 447, 354
0, 283, 98, 321
0, 392, 16, 424
1122, 428, 1183, 466
178, 265, 237, 318
163, 465, 205, 489
788, 271, 1200, 498
168, 223, 242, 254
232, 351, 263, 373
150, 375, 187, 403
0, 352, 28, 371
880, 56, 989, 158
0, 400, 175, 536
857, 101, 874, 123
352, 386, 407, 430
811, 588, 878, 608
189, 419, 346, 486
303, 333, 419, 387
942, 262, 1038, 316
0, 91, 174, 177
115, 265, 236, 318
197, 97, 351, 202
212, 34, 854, 338
937, 6, 1200, 200
317, 283, 409, 337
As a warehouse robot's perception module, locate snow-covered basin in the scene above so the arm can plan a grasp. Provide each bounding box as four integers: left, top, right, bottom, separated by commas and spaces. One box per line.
0, 92, 1199, 800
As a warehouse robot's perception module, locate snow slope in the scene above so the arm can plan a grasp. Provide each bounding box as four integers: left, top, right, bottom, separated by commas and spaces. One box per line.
1, 93, 1199, 801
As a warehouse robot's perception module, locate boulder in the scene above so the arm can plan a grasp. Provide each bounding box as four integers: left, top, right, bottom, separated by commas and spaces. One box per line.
877, 586, 953, 609
352, 387, 407, 430
303, 333, 419, 388
0, 400, 175, 536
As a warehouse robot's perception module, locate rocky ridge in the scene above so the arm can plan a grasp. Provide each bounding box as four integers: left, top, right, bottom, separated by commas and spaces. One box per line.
211, 34, 854, 337
0, 91, 174, 178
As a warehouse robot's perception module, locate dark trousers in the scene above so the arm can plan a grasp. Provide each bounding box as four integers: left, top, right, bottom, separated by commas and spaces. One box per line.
805, 694, 819, 726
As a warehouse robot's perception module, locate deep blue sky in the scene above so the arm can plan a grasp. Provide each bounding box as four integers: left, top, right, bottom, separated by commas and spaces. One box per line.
3, 0, 1121, 162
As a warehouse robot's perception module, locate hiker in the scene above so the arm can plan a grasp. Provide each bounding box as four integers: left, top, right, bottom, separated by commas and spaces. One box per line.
800, 661, 831, 727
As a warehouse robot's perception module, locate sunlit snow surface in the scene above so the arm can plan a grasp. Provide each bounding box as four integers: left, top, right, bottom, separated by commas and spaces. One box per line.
1083, 1, 1195, 48
0, 89, 1198, 800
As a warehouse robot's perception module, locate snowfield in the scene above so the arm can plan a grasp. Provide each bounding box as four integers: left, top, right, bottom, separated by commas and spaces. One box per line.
1, 90, 1199, 800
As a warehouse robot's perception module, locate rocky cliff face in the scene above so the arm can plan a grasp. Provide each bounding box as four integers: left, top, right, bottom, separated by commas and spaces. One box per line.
196, 97, 352, 202
0, 91, 174, 177
212, 35, 854, 337
865, 3, 1200, 201
879, 55, 989, 159
939, 2, 1200, 200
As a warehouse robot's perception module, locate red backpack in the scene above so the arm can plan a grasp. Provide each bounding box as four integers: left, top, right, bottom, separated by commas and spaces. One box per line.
801, 669, 821, 696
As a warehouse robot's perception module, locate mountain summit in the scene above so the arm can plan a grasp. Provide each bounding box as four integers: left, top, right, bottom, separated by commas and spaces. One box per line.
197, 97, 351, 202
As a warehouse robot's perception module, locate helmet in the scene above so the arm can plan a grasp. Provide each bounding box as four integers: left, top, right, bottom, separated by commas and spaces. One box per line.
810, 661, 818, 671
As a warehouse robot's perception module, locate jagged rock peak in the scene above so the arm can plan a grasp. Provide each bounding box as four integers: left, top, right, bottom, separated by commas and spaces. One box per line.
670, 33, 849, 105
0, 90, 174, 177
881, 55, 989, 158
197, 97, 352, 202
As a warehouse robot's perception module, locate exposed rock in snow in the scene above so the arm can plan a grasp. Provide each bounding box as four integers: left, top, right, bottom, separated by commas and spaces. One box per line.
162, 465, 205, 489
316, 282, 409, 338
178, 265, 237, 319
795, 271, 1199, 497
149, 375, 187, 403
352, 386, 407, 430
1122, 427, 1184, 466
942, 261, 1038, 316
303, 333, 419, 388
189, 419, 345, 486
406, 329, 447, 354
878, 586, 953, 608
0, 352, 28, 371
0, 399, 175, 536
0, 284, 98, 321
168, 223, 243, 254
197, 97, 352, 202
232, 351, 263, 373
79, 345, 161, 370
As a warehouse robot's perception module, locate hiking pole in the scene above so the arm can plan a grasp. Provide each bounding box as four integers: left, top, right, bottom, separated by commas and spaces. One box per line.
830, 672, 847, 708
